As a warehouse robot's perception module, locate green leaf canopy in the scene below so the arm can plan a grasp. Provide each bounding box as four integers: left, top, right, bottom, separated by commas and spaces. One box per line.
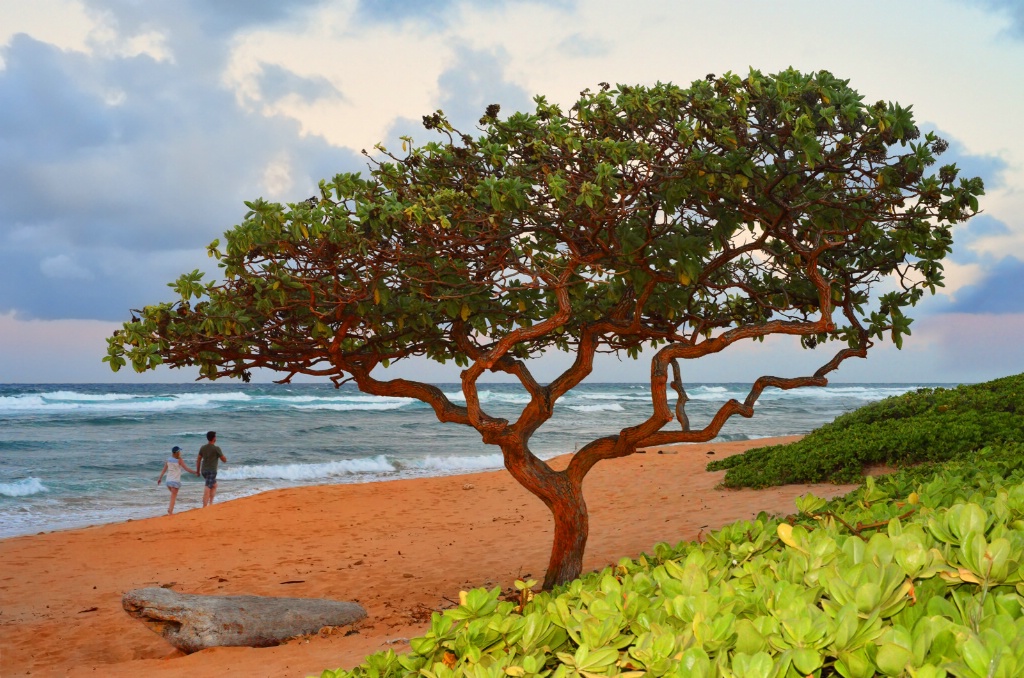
108, 68, 979, 397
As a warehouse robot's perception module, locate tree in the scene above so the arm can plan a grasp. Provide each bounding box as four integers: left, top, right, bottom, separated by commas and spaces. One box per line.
106, 68, 982, 589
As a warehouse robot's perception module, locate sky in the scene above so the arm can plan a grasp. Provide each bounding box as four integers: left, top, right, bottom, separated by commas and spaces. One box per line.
0, 0, 1022, 385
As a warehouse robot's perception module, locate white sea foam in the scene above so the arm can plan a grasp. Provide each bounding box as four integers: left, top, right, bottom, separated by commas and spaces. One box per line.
405, 453, 506, 472
173, 391, 253, 404
280, 394, 411, 405
677, 384, 919, 402
758, 385, 918, 401
688, 390, 741, 401
217, 452, 507, 483
568, 403, 626, 412
261, 395, 322, 403
290, 401, 411, 411
446, 390, 642, 406
0, 390, 256, 413
11, 389, 420, 414
0, 394, 48, 410
40, 390, 137, 401
480, 390, 532, 404
692, 385, 730, 393
571, 393, 649, 401
218, 455, 396, 481
440, 390, 538, 405
0, 477, 47, 497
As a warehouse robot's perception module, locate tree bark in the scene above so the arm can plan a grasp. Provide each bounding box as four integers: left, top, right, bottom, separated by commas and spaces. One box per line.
543, 480, 589, 590
502, 444, 588, 590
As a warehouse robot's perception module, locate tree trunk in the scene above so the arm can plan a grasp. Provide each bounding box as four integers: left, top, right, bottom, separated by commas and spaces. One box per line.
543, 482, 589, 589
503, 445, 589, 590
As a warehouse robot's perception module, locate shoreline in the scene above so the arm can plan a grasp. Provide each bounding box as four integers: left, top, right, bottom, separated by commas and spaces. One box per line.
0, 435, 861, 678
0, 434, 785, 541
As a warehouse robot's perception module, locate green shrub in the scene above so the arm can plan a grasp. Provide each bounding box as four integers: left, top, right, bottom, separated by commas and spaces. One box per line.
707, 373, 1024, 488
318, 442, 1024, 678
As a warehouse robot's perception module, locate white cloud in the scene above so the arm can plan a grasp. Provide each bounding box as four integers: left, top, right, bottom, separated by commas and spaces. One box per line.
0, 0, 96, 66
103, 88, 126, 106
970, 231, 1024, 260
0, 0, 173, 67
261, 154, 295, 200
103, 28, 174, 63
938, 260, 984, 298
40, 254, 93, 280
960, 187, 1024, 260
223, 3, 449, 149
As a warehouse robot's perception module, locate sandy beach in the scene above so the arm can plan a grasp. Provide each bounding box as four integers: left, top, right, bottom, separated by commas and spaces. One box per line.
0, 436, 861, 677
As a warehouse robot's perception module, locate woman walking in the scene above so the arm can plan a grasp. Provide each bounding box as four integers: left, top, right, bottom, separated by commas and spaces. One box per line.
156, 446, 199, 514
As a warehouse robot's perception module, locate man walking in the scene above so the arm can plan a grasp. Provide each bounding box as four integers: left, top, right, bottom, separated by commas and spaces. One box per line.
197, 431, 228, 507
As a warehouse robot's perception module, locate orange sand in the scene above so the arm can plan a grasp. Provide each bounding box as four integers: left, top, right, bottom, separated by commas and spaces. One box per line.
0, 436, 860, 677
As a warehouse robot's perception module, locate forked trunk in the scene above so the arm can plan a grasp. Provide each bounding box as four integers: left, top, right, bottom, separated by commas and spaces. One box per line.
503, 446, 589, 590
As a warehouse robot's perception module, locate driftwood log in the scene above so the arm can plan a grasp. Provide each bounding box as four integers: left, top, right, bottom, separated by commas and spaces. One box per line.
122, 587, 367, 653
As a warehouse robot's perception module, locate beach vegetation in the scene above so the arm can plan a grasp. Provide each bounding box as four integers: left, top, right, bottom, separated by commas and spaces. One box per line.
708, 372, 1024, 488
106, 68, 982, 588
321, 443, 1024, 678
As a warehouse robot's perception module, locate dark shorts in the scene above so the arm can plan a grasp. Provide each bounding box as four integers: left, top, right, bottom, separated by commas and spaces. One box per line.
201, 471, 218, 488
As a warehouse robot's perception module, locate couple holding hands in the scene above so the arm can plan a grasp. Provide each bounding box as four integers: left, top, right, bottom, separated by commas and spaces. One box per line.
156, 431, 228, 514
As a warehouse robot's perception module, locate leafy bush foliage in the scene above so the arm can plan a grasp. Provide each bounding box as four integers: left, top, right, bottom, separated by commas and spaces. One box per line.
320, 442, 1024, 678
707, 373, 1024, 488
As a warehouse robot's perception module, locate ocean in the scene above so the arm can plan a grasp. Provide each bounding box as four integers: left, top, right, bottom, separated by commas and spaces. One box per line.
0, 382, 947, 538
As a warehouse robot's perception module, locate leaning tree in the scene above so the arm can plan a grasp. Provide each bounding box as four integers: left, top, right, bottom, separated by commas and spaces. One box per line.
106, 68, 982, 589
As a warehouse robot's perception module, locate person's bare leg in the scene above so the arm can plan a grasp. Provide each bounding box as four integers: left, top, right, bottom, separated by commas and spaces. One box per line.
209, 482, 217, 505
202, 486, 211, 507
168, 487, 179, 514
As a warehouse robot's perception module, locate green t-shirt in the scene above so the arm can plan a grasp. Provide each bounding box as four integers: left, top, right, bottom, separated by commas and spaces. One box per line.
198, 443, 223, 474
